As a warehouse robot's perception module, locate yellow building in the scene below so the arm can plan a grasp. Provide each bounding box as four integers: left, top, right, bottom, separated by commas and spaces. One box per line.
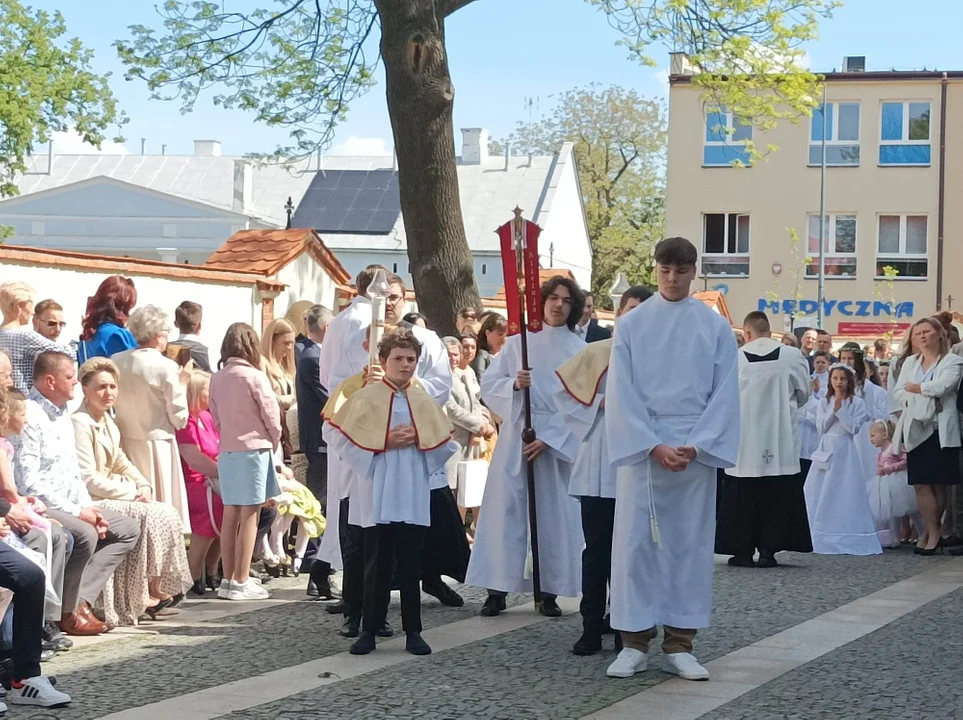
665, 55, 963, 338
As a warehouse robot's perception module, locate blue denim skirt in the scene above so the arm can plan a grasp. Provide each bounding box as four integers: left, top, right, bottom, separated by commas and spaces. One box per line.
218, 449, 281, 506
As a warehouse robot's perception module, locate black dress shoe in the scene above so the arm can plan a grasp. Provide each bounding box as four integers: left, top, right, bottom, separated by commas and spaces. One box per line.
189, 579, 206, 598
942, 534, 963, 548
757, 552, 778, 569
405, 632, 432, 655
306, 577, 320, 598
339, 618, 360, 638
572, 630, 602, 656
480, 595, 506, 617
375, 621, 394, 638
325, 600, 347, 615
538, 597, 562, 617
349, 631, 376, 655
314, 581, 341, 602
728, 555, 756, 567
422, 579, 464, 607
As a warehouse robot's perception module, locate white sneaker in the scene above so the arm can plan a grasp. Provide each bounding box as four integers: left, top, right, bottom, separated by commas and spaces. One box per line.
216, 579, 231, 599
0, 699, 6, 715
227, 580, 270, 600
664, 652, 709, 681
9, 675, 72, 707
606, 648, 649, 678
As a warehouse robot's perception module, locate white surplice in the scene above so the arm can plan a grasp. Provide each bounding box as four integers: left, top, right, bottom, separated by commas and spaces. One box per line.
853, 381, 893, 493
554, 368, 614, 499
317, 296, 372, 569
804, 395, 882, 555
606, 294, 740, 631
726, 338, 810, 478
324, 391, 457, 528
465, 324, 585, 597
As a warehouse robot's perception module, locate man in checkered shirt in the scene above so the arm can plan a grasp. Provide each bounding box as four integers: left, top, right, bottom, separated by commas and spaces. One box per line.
0, 283, 75, 392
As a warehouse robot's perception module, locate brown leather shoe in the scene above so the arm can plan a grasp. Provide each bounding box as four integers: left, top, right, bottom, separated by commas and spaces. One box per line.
77, 602, 114, 632
61, 604, 108, 636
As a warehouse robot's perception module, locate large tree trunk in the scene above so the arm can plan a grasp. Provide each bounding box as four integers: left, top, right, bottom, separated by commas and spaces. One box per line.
375, 0, 480, 338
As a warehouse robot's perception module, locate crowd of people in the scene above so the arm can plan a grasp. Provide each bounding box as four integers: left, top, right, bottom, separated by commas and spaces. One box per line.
0, 234, 958, 712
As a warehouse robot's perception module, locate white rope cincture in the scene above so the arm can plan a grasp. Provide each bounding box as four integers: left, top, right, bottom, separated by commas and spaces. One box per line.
647, 459, 662, 549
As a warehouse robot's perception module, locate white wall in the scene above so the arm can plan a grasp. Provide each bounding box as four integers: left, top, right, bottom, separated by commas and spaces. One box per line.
274, 252, 338, 319
1, 261, 260, 355
540, 162, 592, 290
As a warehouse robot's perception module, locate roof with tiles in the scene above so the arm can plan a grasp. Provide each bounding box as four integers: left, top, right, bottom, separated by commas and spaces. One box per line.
204, 228, 352, 285
0, 244, 285, 289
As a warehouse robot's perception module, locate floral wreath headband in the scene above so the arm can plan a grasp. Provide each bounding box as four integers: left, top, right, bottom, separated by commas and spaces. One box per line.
828, 362, 856, 377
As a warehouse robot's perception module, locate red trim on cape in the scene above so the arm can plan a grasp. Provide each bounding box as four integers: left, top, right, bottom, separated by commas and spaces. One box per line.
555, 366, 608, 408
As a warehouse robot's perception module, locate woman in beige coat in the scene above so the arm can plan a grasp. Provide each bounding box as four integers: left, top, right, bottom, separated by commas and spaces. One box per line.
73, 358, 192, 625
111, 306, 192, 532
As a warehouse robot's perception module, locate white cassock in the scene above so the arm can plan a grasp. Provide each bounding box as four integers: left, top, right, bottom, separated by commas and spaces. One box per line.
317, 296, 372, 568
337, 323, 453, 521
800, 372, 829, 461
324, 392, 457, 528
554, 352, 615, 499
606, 294, 739, 632
804, 396, 882, 555
466, 324, 585, 597
726, 338, 810, 478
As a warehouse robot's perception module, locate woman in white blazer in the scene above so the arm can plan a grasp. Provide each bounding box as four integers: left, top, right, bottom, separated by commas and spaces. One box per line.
892, 317, 963, 555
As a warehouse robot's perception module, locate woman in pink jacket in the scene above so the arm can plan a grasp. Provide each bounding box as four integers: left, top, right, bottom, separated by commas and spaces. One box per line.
209, 323, 282, 602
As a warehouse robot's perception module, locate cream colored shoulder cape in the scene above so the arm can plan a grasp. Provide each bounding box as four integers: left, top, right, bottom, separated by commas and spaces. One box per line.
322, 371, 366, 421
554, 338, 613, 407
328, 378, 452, 453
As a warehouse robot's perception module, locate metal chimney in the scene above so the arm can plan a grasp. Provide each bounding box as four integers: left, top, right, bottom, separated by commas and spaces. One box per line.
141, 138, 147, 155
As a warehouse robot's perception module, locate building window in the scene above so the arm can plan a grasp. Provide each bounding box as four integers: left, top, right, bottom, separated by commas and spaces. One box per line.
703, 106, 752, 166
806, 214, 857, 277
702, 212, 750, 276
481, 263, 487, 275
809, 102, 860, 166
879, 102, 931, 165
30, 221, 44, 236
162, 223, 177, 238
877, 214, 927, 278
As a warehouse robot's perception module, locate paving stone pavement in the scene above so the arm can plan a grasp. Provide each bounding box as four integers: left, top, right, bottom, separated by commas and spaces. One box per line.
6, 549, 951, 720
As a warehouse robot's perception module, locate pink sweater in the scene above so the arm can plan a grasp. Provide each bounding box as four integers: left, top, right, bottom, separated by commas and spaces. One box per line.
209, 357, 282, 452
877, 445, 907, 476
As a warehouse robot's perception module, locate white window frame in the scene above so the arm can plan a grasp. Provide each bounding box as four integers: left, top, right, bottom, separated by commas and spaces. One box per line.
701, 212, 750, 277
806, 213, 858, 278
809, 102, 861, 166
880, 101, 931, 144
875, 214, 928, 279
704, 109, 752, 149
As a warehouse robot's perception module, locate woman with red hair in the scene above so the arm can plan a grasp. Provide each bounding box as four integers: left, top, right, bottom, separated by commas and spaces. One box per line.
78, 276, 139, 362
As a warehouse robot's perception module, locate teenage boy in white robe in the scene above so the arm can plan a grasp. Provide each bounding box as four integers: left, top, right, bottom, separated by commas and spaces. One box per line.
605, 236, 740, 682
554, 285, 652, 656
467, 276, 587, 618
326, 329, 457, 657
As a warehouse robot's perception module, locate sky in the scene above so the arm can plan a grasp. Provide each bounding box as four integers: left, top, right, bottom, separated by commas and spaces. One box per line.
34, 0, 963, 157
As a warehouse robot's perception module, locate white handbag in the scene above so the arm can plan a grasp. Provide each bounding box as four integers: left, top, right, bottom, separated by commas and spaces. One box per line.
457, 446, 489, 508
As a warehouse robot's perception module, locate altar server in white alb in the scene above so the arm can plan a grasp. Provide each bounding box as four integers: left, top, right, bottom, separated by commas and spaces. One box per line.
605, 237, 740, 683
554, 284, 652, 657
467, 276, 587, 618
325, 329, 457, 657
715, 311, 812, 569
315, 264, 382, 573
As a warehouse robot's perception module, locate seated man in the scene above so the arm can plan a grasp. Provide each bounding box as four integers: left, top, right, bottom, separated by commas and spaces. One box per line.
11, 351, 140, 636
0, 499, 72, 709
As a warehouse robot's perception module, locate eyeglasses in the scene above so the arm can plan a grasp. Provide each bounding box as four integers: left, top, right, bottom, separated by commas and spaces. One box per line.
43, 320, 67, 329
387, 294, 404, 304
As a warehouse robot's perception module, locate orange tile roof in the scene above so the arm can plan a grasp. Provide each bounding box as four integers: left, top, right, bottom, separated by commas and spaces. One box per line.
493, 267, 577, 302
692, 290, 733, 323
0, 245, 285, 290
205, 228, 352, 285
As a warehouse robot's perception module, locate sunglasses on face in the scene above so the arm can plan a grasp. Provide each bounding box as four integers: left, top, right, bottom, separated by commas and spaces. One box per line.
42, 320, 67, 329
460, 311, 476, 319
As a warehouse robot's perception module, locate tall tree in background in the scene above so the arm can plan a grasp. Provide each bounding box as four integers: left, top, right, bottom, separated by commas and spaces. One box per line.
503, 85, 666, 305
116, 0, 834, 330
590, 0, 840, 160
0, 0, 124, 198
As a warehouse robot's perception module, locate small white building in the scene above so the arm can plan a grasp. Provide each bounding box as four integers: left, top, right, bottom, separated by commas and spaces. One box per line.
2, 132, 593, 297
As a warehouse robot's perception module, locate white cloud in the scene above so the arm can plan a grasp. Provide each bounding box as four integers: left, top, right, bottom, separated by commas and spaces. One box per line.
47, 129, 129, 154
329, 136, 390, 156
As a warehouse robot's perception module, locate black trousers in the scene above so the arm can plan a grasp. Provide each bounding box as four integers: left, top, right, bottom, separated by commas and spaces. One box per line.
362, 523, 427, 634
301, 452, 331, 577
579, 496, 615, 632
339, 499, 365, 623
0, 543, 44, 681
